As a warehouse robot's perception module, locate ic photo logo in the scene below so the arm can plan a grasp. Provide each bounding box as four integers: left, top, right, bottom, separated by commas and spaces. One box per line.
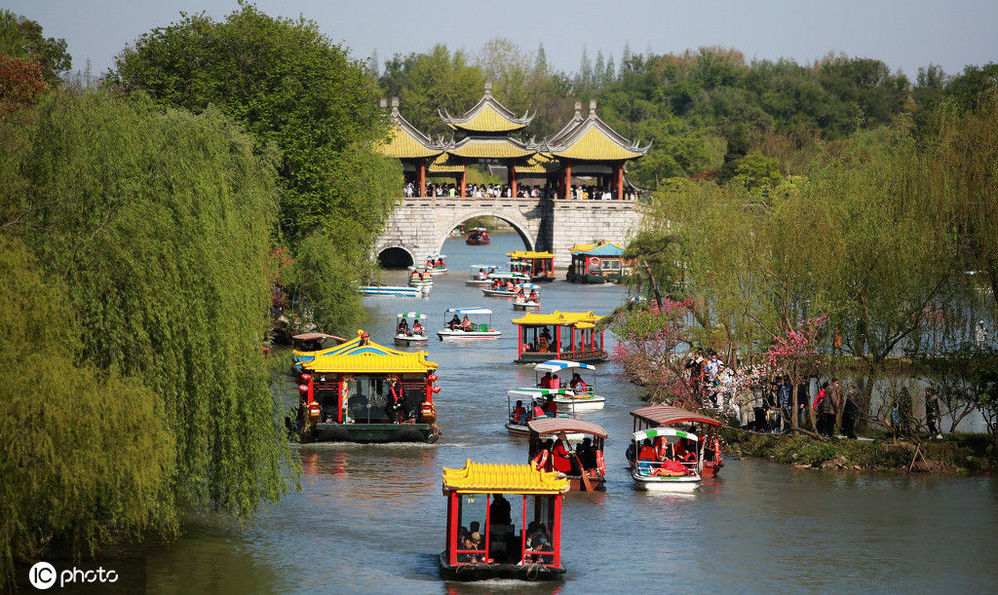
28, 561, 119, 590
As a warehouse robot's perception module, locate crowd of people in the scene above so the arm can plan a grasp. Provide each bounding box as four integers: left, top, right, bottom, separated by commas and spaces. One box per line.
681, 351, 863, 438
402, 181, 636, 200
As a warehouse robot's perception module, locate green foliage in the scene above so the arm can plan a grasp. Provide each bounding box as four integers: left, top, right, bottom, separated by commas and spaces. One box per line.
108, 3, 392, 246
729, 150, 782, 194
0, 10, 71, 84
0, 235, 176, 587
0, 90, 295, 580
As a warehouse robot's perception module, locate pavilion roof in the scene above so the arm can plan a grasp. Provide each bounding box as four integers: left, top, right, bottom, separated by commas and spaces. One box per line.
442, 459, 568, 494
545, 101, 650, 162
427, 153, 465, 174
446, 136, 537, 160
511, 310, 604, 327
439, 81, 534, 133
377, 99, 444, 160
569, 242, 626, 257
302, 330, 438, 374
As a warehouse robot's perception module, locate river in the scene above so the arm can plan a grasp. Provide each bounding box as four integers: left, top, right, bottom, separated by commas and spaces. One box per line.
85, 233, 998, 593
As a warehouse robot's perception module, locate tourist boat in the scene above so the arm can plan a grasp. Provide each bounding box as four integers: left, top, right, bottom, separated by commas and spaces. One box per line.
424, 254, 448, 273
358, 284, 425, 297
504, 389, 582, 438
437, 307, 501, 340
527, 418, 608, 492
512, 311, 607, 364
439, 460, 568, 581
407, 266, 434, 290
393, 312, 429, 346
291, 332, 347, 371
291, 330, 441, 443
482, 281, 538, 299
627, 427, 702, 492
629, 404, 724, 477
512, 283, 541, 310
465, 264, 500, 286
507, 250, 555, 282
465, 227, 491, 245
533, 360, 605, 412
567, 242, 629, 284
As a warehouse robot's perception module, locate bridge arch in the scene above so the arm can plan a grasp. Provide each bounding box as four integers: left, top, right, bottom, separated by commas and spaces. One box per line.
376, 245, 415, 269
436, 209, 535, 254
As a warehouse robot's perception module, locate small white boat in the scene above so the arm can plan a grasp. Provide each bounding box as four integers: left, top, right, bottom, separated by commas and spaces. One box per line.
465, 264, 499, 286
512, 283, 542, 310
628, 427, 702, 492
358, 285, 424, 297
534, 360, 605, 412
505, 389, 584, 438
393, 312, 429, 346
424, 254, 447, 273
437, 307, 501, 340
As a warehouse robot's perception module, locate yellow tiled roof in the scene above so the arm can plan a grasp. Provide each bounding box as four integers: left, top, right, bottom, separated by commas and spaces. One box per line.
303, 330, 439, 374
507, 251, 554, 259
449, 104, 528, 133
511, 310, 604, 327
442, 460, 569, 494
376, 123, 443, 159
550, 124, 645, 161
515, 153, 559, 174
428, 153, 465, 173
447, 138, 536, 160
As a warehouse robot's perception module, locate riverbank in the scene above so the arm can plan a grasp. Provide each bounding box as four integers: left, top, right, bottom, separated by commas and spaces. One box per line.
722, 427, 995, 474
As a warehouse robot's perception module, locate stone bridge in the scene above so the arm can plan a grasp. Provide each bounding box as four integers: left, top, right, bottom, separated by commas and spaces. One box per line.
375, 196, 644, 268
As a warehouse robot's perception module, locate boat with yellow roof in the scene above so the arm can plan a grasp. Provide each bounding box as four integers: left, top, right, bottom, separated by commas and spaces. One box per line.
507, 250, 555, 282
291, 330, 441, 443
512, 311, 607, 364
439, 459, 569, 581
567, 241, 629, 284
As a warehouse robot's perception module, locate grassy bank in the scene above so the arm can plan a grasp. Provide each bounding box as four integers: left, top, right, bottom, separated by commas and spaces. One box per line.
721, 427, 995, 474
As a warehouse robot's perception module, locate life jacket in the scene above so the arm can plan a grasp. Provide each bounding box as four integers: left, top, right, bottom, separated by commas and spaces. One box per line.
513, 406, 526, 422
638, 445, 657, 460
532, 405, 545, 420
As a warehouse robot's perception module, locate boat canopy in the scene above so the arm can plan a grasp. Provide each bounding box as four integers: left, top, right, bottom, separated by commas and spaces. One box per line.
397, 312, 427, 320
426, 254, 447, 259
527, 418, 608, 439
442, 459, 569, 495
630, 405, 722, 427
508, 250, 555, 259
508, 388, 572, 398
517, 283, 541, 290
408, 265, 432, 271
535, 360, 595, 373
445, 307, 492, 315
512, 311, 603, 327
302, 330, 438, 374
470, 264, 499, 270
292, 332, 345, 342
631, 427, 699, 443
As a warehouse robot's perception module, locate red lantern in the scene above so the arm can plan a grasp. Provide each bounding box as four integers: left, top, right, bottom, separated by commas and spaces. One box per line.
298, 384, 309, 393
427, 373, 438, 382
432, 385, 441, 394
300, 374, 311, 383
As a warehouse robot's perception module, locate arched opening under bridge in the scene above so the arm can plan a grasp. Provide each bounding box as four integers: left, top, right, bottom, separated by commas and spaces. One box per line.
377, 246, 414, 269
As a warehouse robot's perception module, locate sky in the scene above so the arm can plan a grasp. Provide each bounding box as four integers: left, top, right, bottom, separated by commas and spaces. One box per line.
5, 0, 998, 80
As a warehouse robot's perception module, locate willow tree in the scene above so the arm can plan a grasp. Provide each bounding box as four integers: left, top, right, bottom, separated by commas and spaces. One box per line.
109, 3, 401, 330
0, 90, 293, 568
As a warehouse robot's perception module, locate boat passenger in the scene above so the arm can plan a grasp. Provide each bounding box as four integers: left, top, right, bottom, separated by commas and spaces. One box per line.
674, 439, 695, 462
528, 289, 539, 302
549, 374, 561, 389
397, 319, 409, 335
577, 437, 597, 470
506, 280, 515, 291
477, 268, 487, 280
543, 396, 558, 417
490, 493, 512, 525
538, 372, 553, 388
551, 435, 573, 473
531, 401, 546, 420
449, 314, 461, 330
540, 328, 552, 341
570, 373, 587, 393
512, 400, 527, 423
411, 320, 424, 335
461, 315, 473, 331
638, 438, 657, 461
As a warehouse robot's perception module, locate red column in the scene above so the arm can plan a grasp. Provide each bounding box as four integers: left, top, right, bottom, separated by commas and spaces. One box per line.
518, 325, 524, 357
551, 495, 562, 568
563, 161, 572, 199
460, 165, 467, 197
483, 494, 492, 562
418, 160, 426, 197
555, 325, 561, 358
510, 160, 518, 197
448, 492, 459, 565
336, 377, 343, 423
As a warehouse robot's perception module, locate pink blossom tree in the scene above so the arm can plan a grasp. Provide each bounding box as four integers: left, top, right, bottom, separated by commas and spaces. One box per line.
763, 315, 827, 432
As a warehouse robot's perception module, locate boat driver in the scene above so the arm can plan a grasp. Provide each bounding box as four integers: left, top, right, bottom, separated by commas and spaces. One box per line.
449, 314, 461, 329
411, 320, 424, 335
397, 318, 409, 335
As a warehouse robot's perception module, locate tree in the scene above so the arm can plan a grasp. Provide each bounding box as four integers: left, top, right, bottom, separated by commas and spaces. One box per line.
0, 10, 70, 84
0, 54, 45, 114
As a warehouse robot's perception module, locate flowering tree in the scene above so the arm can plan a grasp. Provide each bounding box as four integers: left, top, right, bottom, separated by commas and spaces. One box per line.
763, 315, 827, 432
609, 298, 698, 404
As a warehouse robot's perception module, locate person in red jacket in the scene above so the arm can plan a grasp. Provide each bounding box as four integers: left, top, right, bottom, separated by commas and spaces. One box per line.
551, 434, 573, 473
